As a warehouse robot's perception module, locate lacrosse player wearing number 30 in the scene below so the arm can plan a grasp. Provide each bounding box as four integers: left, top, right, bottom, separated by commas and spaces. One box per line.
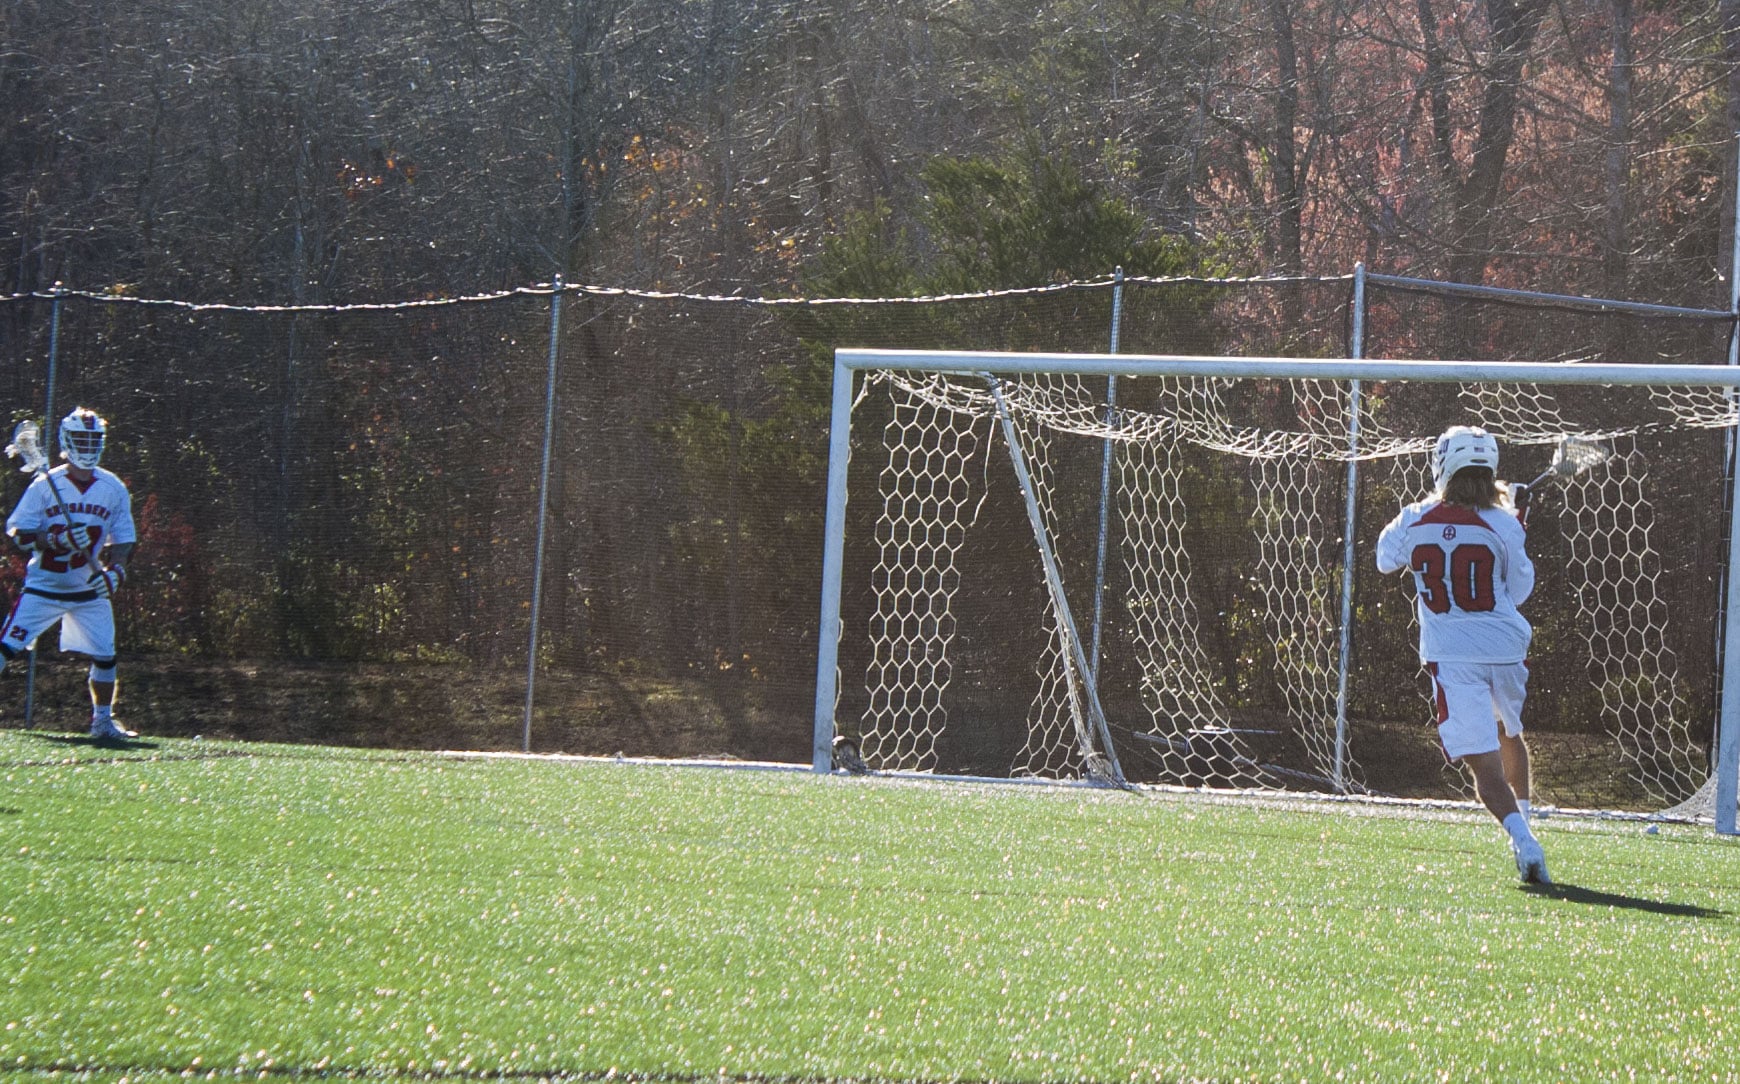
1376, 425, 1549, 885
0, 407, 138, 741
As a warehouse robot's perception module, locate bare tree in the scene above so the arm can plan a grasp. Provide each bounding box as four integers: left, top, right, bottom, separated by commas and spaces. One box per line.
1605, 0, 1635, 299
1722, 0, 1740, 287
1446, 0, 1554, 283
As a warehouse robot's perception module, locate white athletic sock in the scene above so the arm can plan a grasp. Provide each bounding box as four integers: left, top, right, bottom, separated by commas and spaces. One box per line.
1503, 811, 1536, 845
1517, 798, 1532, 819
92, 704, 112, 723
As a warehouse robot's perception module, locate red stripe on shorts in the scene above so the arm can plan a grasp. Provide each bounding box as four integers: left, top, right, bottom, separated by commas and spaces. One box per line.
1427, 662, 1449, 726
1425, 662, 1453, 765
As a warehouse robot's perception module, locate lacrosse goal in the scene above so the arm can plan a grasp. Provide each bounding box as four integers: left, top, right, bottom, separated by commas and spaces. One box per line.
811, 349, 1740, 831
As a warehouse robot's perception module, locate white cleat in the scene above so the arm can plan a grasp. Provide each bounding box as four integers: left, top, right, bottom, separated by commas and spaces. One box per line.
90, 717, 139, 741
1512, 836, 1551, 885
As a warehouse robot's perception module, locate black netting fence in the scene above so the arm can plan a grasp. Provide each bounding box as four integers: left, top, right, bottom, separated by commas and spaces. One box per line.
0, 274, 1733, 808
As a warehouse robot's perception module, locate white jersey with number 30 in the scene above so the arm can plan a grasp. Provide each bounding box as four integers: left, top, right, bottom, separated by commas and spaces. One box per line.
5, 466, 136, 596
1375, 498, 1534, 664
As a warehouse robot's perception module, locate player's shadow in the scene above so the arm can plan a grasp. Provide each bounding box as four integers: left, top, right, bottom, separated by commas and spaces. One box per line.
23, 731, 161, 752
1525, 881, 1726, 919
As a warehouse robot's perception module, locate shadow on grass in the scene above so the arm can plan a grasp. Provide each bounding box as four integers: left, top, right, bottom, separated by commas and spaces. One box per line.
1525, 881, 1727, 919
18, 731, 163, 753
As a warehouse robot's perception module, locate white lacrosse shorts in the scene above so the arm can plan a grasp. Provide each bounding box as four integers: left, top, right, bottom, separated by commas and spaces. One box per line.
0, 591, 117, 659
1426, 660, 1529, 761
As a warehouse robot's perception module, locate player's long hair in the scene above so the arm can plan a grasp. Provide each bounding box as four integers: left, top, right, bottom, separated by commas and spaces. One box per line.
1441, 466, 1505, 509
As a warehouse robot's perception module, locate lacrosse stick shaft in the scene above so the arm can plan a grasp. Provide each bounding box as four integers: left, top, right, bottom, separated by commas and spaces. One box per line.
1524, 464, 1558, 488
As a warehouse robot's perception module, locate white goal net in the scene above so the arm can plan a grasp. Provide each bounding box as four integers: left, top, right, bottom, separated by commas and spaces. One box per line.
814, 350, 1740, 826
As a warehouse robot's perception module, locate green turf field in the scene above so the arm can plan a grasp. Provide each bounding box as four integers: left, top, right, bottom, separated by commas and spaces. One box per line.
2, 729, 1737, 1083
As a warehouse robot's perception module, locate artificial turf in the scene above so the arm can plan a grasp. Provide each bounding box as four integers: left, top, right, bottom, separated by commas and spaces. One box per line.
2, 729, 1737, 1082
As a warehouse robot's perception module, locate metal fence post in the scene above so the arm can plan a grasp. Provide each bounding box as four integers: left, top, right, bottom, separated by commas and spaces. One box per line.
1089, 267, 1124, 682
523, 276, 563, 753
24, 284, 67, 728
1331, 263, 1368, 793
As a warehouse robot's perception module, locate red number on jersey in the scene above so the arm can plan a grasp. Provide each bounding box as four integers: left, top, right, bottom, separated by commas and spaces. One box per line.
38, 524, 103, 574
1409, 542, 1497, 614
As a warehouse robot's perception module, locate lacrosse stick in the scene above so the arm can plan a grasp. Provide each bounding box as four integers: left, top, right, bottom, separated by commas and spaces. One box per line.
5, 419, 99, 568
1512, 435, 1611, 526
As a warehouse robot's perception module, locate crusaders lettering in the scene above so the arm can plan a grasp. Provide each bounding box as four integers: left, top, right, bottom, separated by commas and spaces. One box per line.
45, 502, 112, 521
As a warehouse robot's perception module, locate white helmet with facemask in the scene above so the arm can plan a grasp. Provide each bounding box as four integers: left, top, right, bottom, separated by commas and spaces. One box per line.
59, 407, 108, 470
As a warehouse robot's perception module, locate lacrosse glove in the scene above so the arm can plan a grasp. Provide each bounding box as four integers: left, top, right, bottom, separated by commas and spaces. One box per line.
1510, 482, 1531, 528
88, 565, 126, 599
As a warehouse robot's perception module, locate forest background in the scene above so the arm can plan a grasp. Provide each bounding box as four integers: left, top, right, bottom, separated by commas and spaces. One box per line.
4, 0, 1740, 790
11, 0, 1740, 300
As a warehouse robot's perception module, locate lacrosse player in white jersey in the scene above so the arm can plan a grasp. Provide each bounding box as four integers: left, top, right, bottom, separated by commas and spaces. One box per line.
1376, 425, 1549, 884
1, 407, 138, 741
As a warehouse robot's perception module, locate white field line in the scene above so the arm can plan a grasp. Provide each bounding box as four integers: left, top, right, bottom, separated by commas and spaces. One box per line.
436, 748, 1707, 826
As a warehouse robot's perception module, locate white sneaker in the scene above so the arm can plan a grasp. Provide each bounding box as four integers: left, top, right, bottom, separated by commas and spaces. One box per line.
1512, 836, 1550, 885
90, 716, 139, 741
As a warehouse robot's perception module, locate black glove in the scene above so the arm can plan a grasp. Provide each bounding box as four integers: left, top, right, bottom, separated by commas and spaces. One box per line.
1510, 483, 1531, 527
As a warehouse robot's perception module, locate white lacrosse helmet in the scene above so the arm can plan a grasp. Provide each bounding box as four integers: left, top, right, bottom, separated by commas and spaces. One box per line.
1432, 425, 1499, 491
59, 407, 108, 470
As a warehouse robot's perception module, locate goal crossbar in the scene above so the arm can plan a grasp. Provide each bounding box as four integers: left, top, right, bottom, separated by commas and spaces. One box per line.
835, 349, 1740, 388
814, 349, 1740, 835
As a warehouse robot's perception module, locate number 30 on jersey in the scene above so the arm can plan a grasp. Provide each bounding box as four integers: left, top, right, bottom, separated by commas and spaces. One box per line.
1409, 542, 1496, 614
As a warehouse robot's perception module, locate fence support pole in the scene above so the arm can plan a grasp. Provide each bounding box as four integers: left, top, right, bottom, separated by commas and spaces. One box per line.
523, 277, 563, 753
1331, 263, 1368, 793
1089, 267, 1125, 682
25, 285, 67, 728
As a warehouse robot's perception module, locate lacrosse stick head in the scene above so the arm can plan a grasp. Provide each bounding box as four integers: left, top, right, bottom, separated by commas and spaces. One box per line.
4, 420, 48, 474
1541, 435, 1611, 483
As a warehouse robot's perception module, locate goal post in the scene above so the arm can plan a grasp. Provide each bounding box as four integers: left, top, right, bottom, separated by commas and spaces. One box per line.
814, 348, 1740, 833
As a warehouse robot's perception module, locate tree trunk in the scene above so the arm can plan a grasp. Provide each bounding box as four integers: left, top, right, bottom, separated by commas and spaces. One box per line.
1264, 0, 1305, 331
1721, 0, 1740, 294
1447, 0, 1553, 285
1603, 0, 1633, 303
1416, 0, 1456, 181
1265, 0, 1304, 279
